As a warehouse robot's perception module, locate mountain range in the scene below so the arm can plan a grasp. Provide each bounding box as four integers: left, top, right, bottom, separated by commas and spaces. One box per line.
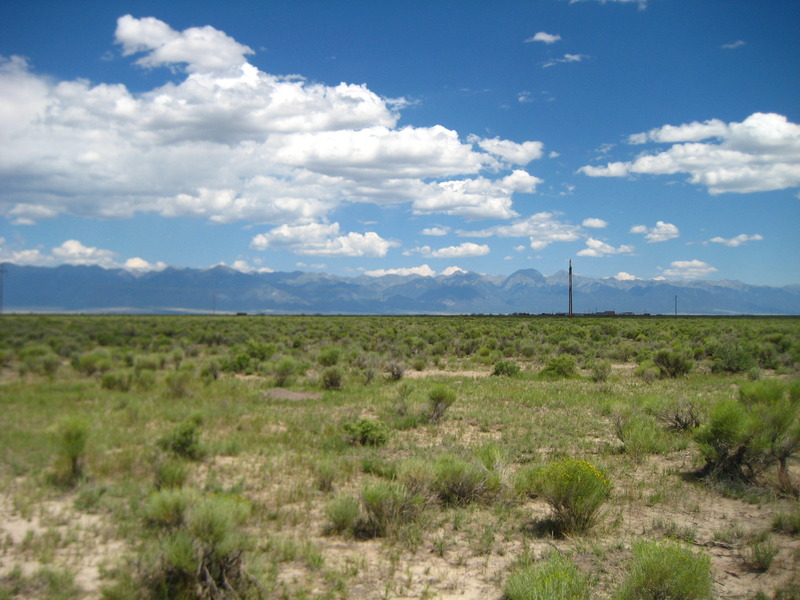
2, 264, 799, 315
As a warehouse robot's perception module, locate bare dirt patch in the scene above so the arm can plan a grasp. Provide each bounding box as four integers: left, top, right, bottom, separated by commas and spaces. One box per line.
262, 387, 323, 401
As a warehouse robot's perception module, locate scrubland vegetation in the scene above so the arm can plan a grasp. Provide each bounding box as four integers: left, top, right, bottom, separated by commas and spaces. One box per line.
0, 314, 799, 599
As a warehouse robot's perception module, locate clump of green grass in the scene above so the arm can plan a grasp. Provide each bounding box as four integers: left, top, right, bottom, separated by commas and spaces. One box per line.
504, 552, 592, 600
432, 454, 491, 506
52, 417, 89, 487
427, 385, 456, 424
613, 540, 712, 600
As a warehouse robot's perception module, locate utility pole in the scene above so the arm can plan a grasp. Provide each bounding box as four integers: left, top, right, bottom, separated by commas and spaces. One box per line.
0, 263, 6, 315
674, 294, 678, 317
568, 259, 573, 318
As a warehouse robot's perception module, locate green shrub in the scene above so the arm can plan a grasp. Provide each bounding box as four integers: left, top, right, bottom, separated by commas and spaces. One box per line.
504, 552, 591, 600
325, 495, 361, 534
493, 360, 521, 377
385, 359, 405, 381
696, 380, 800, 489
589, 359, 612, 383
321, 366, 343, 390
273, 356, 297, 386
74, 349, 113, 376
539, 355, 578, 379
613, 540, 712, 600
164, 371, 192, 398
432, 454, 489, 506
101, 370, 132, 392
614, 413, 672, 461
344, 417, 389, 447
530, 457, 612, 535
359, 480, 423, 538
158, 421, 204, 461
54, 417, 89, 486
145, 488, 192, 529
154, 457, 189, 490
318, 346, 341, 367
712, 342, 757, 373
652, 349, 693, 378
428, 385, 456, 424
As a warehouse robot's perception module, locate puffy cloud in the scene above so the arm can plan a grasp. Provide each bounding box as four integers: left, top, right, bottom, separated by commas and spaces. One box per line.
577, 238, 635, 257
52, 240, 118, 267
363, 265, 436, 278
630, 221, 679, 243
124, 257, 168, 272
0, 16, 541, 227
469, 136, 544, 165
614, 272, 638, 281
411, 170, 540, 220
115, 14, 254, 73
405, 242, 490, 259
582, 217, 608, 229
525, 32, 562, 44
708, 233, 763, 247
249, 222, 399, 257
580, 113, 800, 194
441, 266, 468, 276
662, 259, 718, 279
461, 211, 582, 250
0, 238, 169, 271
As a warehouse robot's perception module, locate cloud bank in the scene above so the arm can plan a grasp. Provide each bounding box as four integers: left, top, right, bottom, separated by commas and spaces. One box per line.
579, 113, 800, 194
0, 16, 545, 251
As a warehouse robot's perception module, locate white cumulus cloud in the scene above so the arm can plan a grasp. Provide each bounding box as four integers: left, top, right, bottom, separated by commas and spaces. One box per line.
363, 265, 437, 278
662, 259, 718, 279
249, 222, 398, 257
461, 211, 583, 250
577, 238, 634, 257
580, 113, 800, 194
708, 233, 763, 247
582, 217, 608, 228
630, 221, 680, 243
405, 242, 490, 259
0, 16, 544, 228
525, 32, 562, 44
614, 272, 638, 281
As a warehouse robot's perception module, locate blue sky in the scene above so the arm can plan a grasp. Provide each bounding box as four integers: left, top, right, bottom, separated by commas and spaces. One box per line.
1, 0, 798, 285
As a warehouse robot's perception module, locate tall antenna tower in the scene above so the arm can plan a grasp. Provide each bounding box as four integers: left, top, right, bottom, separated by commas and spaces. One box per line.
568, 259, 573, 318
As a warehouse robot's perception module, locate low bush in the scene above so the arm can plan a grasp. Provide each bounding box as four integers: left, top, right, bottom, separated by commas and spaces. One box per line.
158, 420, 204, 461
588, 359, 612, 383
321, 366, 343, 390
324, 495, 361, 534
504, 552, 591, 600
613, 540, 712, 600
343, 417, 389, 447
613, 413, 672, 461
652, 349, 693, 378
273, 356, 297, 386
712, 341, 757, 373
493, 360, 521, 377
144, 488, 192, 529
427, 385, 456, 424
101, 370, 133, 392
54, 417, 89, 486
432, 454, 489, 506
317, 346, 341, 367
530, 457, 612, 535
359, 480, 424, 538
539, 355, 578, 380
